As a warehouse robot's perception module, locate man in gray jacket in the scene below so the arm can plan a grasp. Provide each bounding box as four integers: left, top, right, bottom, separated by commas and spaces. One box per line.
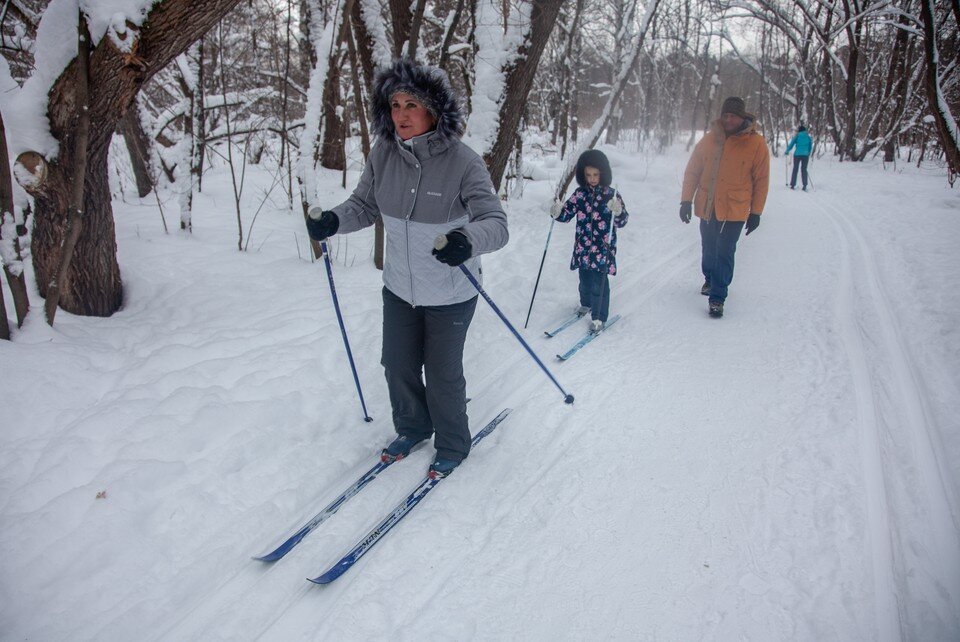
306, 59, 508, 477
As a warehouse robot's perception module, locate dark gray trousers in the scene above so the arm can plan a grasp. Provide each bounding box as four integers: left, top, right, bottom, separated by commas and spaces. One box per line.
381, 287, 478, 462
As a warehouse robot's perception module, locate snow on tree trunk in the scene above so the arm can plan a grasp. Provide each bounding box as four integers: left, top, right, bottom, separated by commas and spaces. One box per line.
15, 0, 244, 318
464, 0, 565, 191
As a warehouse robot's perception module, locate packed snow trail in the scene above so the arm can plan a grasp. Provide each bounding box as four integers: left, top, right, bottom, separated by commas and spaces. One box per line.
1, 146, 958, 640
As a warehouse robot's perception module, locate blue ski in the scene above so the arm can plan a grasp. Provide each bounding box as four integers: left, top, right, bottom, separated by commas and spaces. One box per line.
254, 458, 399, 563
543, 310, 587, 338
556, 315, 621, 361
307, 408, 512, 585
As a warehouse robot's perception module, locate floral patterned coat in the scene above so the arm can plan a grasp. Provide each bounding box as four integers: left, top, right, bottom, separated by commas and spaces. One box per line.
556, 185, 629, 275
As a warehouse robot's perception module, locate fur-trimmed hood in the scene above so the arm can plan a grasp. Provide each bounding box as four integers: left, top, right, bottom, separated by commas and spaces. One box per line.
371, 58, 465, 143
575, 149, 613, 187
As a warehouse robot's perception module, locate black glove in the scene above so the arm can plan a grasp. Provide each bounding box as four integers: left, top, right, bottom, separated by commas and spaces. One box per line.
745, 213, 761, 236
679, 201, 692, 224
306, 209, 339, 241
432, 231, 472, 266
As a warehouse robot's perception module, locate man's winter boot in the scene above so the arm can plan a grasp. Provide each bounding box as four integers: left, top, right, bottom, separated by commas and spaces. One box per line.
708, 300, 724, 318
589, 319, 604, 334
429, 457, 461, 479
576, 305, 590, 316
701, 281, 710, 296
381, 435, 426, 462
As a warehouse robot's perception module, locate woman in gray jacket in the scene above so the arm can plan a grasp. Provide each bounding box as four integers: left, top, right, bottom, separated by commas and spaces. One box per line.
306, 59, 508, 478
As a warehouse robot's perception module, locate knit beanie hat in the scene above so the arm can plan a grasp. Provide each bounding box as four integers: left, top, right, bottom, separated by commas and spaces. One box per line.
720, 97, 747, 118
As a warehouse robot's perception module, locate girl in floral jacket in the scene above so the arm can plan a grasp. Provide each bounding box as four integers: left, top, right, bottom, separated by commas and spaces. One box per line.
550, 149, 629, 333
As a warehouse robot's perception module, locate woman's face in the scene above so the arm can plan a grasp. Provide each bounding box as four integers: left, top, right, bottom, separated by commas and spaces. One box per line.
391, 92, 436, 140
584, 166, 601, 187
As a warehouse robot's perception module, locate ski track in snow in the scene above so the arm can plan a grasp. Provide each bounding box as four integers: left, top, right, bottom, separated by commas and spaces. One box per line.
2, 147, 959, 640
816, 189, 960, 641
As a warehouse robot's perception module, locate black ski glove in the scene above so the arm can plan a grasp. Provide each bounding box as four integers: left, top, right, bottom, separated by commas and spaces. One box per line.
745, 213, 761, 236
432, 231, 473, 267
306, 208, 339, 241
679, 201, 692, 224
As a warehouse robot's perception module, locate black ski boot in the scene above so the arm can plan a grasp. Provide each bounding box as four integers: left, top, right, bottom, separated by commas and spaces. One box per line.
381, 435, 426, 463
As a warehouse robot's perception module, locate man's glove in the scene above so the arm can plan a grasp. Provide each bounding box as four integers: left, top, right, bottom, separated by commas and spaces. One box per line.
306, 208, 339, 241
745, 213, 761, 236
608, 196, 623, 216
679, 201, 692, 224
432, 231, 473, 266
549, 199, 563, 219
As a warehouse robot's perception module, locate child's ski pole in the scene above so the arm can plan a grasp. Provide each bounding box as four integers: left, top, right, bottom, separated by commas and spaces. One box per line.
523, 216, 556, 329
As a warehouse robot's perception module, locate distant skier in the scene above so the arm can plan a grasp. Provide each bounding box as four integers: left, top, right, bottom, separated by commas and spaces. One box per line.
550, 149, 629, 334
786, 125, 813, 191
305, 58, 508, 478
680, 96, 770, 318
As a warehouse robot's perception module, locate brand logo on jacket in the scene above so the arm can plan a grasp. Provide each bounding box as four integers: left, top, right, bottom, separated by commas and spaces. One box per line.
427, 191, 442, 197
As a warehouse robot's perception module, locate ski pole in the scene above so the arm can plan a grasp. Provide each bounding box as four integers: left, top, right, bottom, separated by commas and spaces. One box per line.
600, 187, 621, 319
523, 217, 556, 329
320, 240, 373, 422
435, 236, 574, 405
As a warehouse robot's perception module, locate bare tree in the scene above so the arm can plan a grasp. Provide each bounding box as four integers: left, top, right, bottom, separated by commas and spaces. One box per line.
920, 0, 960, 183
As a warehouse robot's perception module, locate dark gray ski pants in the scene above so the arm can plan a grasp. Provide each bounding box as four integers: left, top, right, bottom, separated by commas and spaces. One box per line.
381, 286, 477, 462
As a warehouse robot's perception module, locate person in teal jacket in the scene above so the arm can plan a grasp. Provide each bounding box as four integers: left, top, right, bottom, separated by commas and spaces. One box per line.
786, 125, 813, 190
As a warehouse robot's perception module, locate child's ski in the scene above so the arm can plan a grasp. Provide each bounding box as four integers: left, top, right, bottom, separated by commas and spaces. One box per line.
556, 315, 622, 361
543, 310, 587, 338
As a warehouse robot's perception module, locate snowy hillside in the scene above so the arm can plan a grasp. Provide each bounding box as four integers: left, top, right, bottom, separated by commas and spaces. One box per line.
2, 143, 959, 640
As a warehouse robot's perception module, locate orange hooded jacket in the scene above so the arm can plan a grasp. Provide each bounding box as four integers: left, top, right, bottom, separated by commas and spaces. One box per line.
682, 118, 770, 222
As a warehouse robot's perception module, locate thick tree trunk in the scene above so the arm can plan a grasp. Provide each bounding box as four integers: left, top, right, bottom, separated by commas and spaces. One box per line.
34, 145, 122, 317
120, 105, 153, 198
484, 0, 566, 190
23, 0, 244, 318
389, 0, 412, 57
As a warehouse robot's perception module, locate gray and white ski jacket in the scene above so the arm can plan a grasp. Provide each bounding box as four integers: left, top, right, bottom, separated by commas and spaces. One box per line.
330, 61, 508, 307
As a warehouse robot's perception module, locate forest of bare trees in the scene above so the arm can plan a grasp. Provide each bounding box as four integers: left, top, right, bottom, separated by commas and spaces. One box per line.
0, 0, 956, 334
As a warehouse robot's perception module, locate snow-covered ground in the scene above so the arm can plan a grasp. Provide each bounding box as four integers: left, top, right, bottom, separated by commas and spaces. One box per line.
2, 140, 958, 641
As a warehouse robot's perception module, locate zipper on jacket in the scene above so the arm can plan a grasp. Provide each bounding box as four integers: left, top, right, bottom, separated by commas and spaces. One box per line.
403, 149, 423, 306
405, 219, 416, 306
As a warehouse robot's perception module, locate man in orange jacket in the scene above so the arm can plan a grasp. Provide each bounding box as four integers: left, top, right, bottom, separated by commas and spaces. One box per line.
680, 96, 770, 318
